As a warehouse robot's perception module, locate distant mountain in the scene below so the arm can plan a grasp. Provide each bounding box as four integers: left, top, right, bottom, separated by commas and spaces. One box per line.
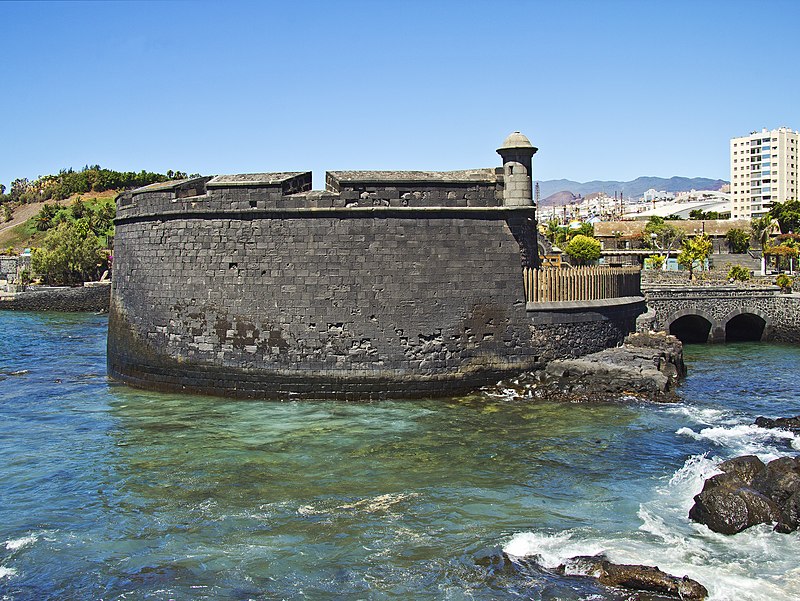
537, 176, 728, 203
540, 190, 578, 206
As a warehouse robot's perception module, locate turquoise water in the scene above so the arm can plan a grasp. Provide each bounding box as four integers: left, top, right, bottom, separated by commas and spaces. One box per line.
1, 312, 799, 600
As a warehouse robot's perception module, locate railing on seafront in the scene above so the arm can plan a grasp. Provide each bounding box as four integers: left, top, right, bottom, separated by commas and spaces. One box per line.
523, 266, 642, 303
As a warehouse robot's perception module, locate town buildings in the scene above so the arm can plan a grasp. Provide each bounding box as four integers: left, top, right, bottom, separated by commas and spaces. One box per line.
730, 127, 799, 220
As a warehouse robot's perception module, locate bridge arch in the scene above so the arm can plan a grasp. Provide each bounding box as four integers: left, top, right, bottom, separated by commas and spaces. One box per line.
665, 308, 723, 344
722, 307, 772, 342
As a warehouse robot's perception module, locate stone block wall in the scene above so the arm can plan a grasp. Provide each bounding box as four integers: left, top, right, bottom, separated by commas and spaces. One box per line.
325, 170, 502, 208
528, 298, 647, 363
109, 202, 542, 398
109, 170, 643, 399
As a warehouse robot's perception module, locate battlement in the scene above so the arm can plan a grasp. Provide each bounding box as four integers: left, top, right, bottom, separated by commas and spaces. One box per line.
116, 167, 512, 220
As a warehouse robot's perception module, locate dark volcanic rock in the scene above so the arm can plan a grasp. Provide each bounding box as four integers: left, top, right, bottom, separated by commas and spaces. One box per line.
717, 455, 766, 486
689, 455, 800, 534
751, 456, 800, 507
536, 331, 685, 402
557, 556, 708, 600
754, 415, 800, 432
688, 473, 783, 534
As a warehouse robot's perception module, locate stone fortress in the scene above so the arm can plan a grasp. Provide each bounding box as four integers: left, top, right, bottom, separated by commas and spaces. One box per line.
108, 132, 645, 399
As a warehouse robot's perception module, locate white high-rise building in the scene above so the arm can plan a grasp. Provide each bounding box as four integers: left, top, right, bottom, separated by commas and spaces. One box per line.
730, 127, 799, 220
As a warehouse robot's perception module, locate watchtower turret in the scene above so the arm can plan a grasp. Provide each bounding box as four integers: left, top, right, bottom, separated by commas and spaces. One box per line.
497, 131, 538, 207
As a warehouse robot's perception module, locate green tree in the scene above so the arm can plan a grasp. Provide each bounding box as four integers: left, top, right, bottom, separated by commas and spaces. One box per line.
750, 215, 774, 248
565, 234, 601, 265
678, 234, 712, 280
2, 204, 12, 223
34, 203, 60, 231
70, 197, 87, 220
31, 221, 106, 285
644, 216, 683, 254
725, 228, 750, 253
751, 214, 775, 274
10, 178, 30, 202
768, 199, 800, 234
544, 219, 561, 243
572, 222, 594, 238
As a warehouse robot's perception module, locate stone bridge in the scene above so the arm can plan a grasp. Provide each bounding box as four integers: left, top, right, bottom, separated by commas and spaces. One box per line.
640, 285, 800, 343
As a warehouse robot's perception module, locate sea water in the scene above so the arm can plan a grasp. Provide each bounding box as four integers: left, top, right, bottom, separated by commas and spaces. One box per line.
0, 311, 798, 600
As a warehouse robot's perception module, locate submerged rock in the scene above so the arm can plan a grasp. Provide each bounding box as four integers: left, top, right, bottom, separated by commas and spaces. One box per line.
689, 455, 800, 534
533, 331, 685, 402
556, 555, 708, 600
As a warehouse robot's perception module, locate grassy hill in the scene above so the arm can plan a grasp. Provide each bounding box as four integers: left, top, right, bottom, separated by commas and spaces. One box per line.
0, 191, 117, 252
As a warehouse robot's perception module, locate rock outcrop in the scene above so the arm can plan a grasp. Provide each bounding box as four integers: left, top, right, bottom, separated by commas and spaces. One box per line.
689, 455, 800, 534
532, 331, 685, 402
557, 556, 708, 600
754, 415, 800, 432
475, 548, 708, 600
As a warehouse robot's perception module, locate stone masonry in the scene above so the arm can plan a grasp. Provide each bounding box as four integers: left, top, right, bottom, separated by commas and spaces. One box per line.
108, 133, 644, 399
641, 284, 800, 343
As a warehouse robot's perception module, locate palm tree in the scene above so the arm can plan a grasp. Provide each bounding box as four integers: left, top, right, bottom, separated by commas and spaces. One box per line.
34, 203, 59, 231
750, 215, 775, 275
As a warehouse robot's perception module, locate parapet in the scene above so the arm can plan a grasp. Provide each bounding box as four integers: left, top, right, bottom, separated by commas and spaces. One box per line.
114, 132, 538, 219
325, 168, 503, 208
206, 172, 312, 195
116, 168, 516, 220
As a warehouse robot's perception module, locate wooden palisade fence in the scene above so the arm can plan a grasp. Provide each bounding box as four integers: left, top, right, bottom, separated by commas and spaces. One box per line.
524, 266, 641, 303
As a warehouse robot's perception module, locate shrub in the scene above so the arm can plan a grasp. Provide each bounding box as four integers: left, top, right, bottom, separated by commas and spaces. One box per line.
776, 273, 794, 293
727, 265, 750, 282
646, 254, 665, 270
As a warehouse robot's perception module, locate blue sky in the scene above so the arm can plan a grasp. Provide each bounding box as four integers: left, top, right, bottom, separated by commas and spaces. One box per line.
1, 0, 798, 189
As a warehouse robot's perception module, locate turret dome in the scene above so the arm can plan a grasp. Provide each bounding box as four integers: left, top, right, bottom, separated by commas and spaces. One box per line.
497, 131, 534, 152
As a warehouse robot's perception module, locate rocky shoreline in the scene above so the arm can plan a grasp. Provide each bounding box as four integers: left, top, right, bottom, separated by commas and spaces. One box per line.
490, 331, 686, 402
0, 282, 110, 312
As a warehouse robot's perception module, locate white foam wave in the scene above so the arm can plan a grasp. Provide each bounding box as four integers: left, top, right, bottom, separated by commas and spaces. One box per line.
503, 530, 606, 569
676, 423, 796, 460
0, 566, 17, 579
667, 404, 730, 426
634, 452, 800, 600
505, 523, 800, 600
507, 448, 800, 600
5, 534, 37, 551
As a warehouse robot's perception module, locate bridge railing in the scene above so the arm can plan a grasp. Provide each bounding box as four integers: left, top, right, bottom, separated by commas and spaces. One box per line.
524, 266, 641, 303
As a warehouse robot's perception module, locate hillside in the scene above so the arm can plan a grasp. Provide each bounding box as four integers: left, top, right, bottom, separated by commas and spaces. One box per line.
0, 190, 117, 251
538, 176, 728, 201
